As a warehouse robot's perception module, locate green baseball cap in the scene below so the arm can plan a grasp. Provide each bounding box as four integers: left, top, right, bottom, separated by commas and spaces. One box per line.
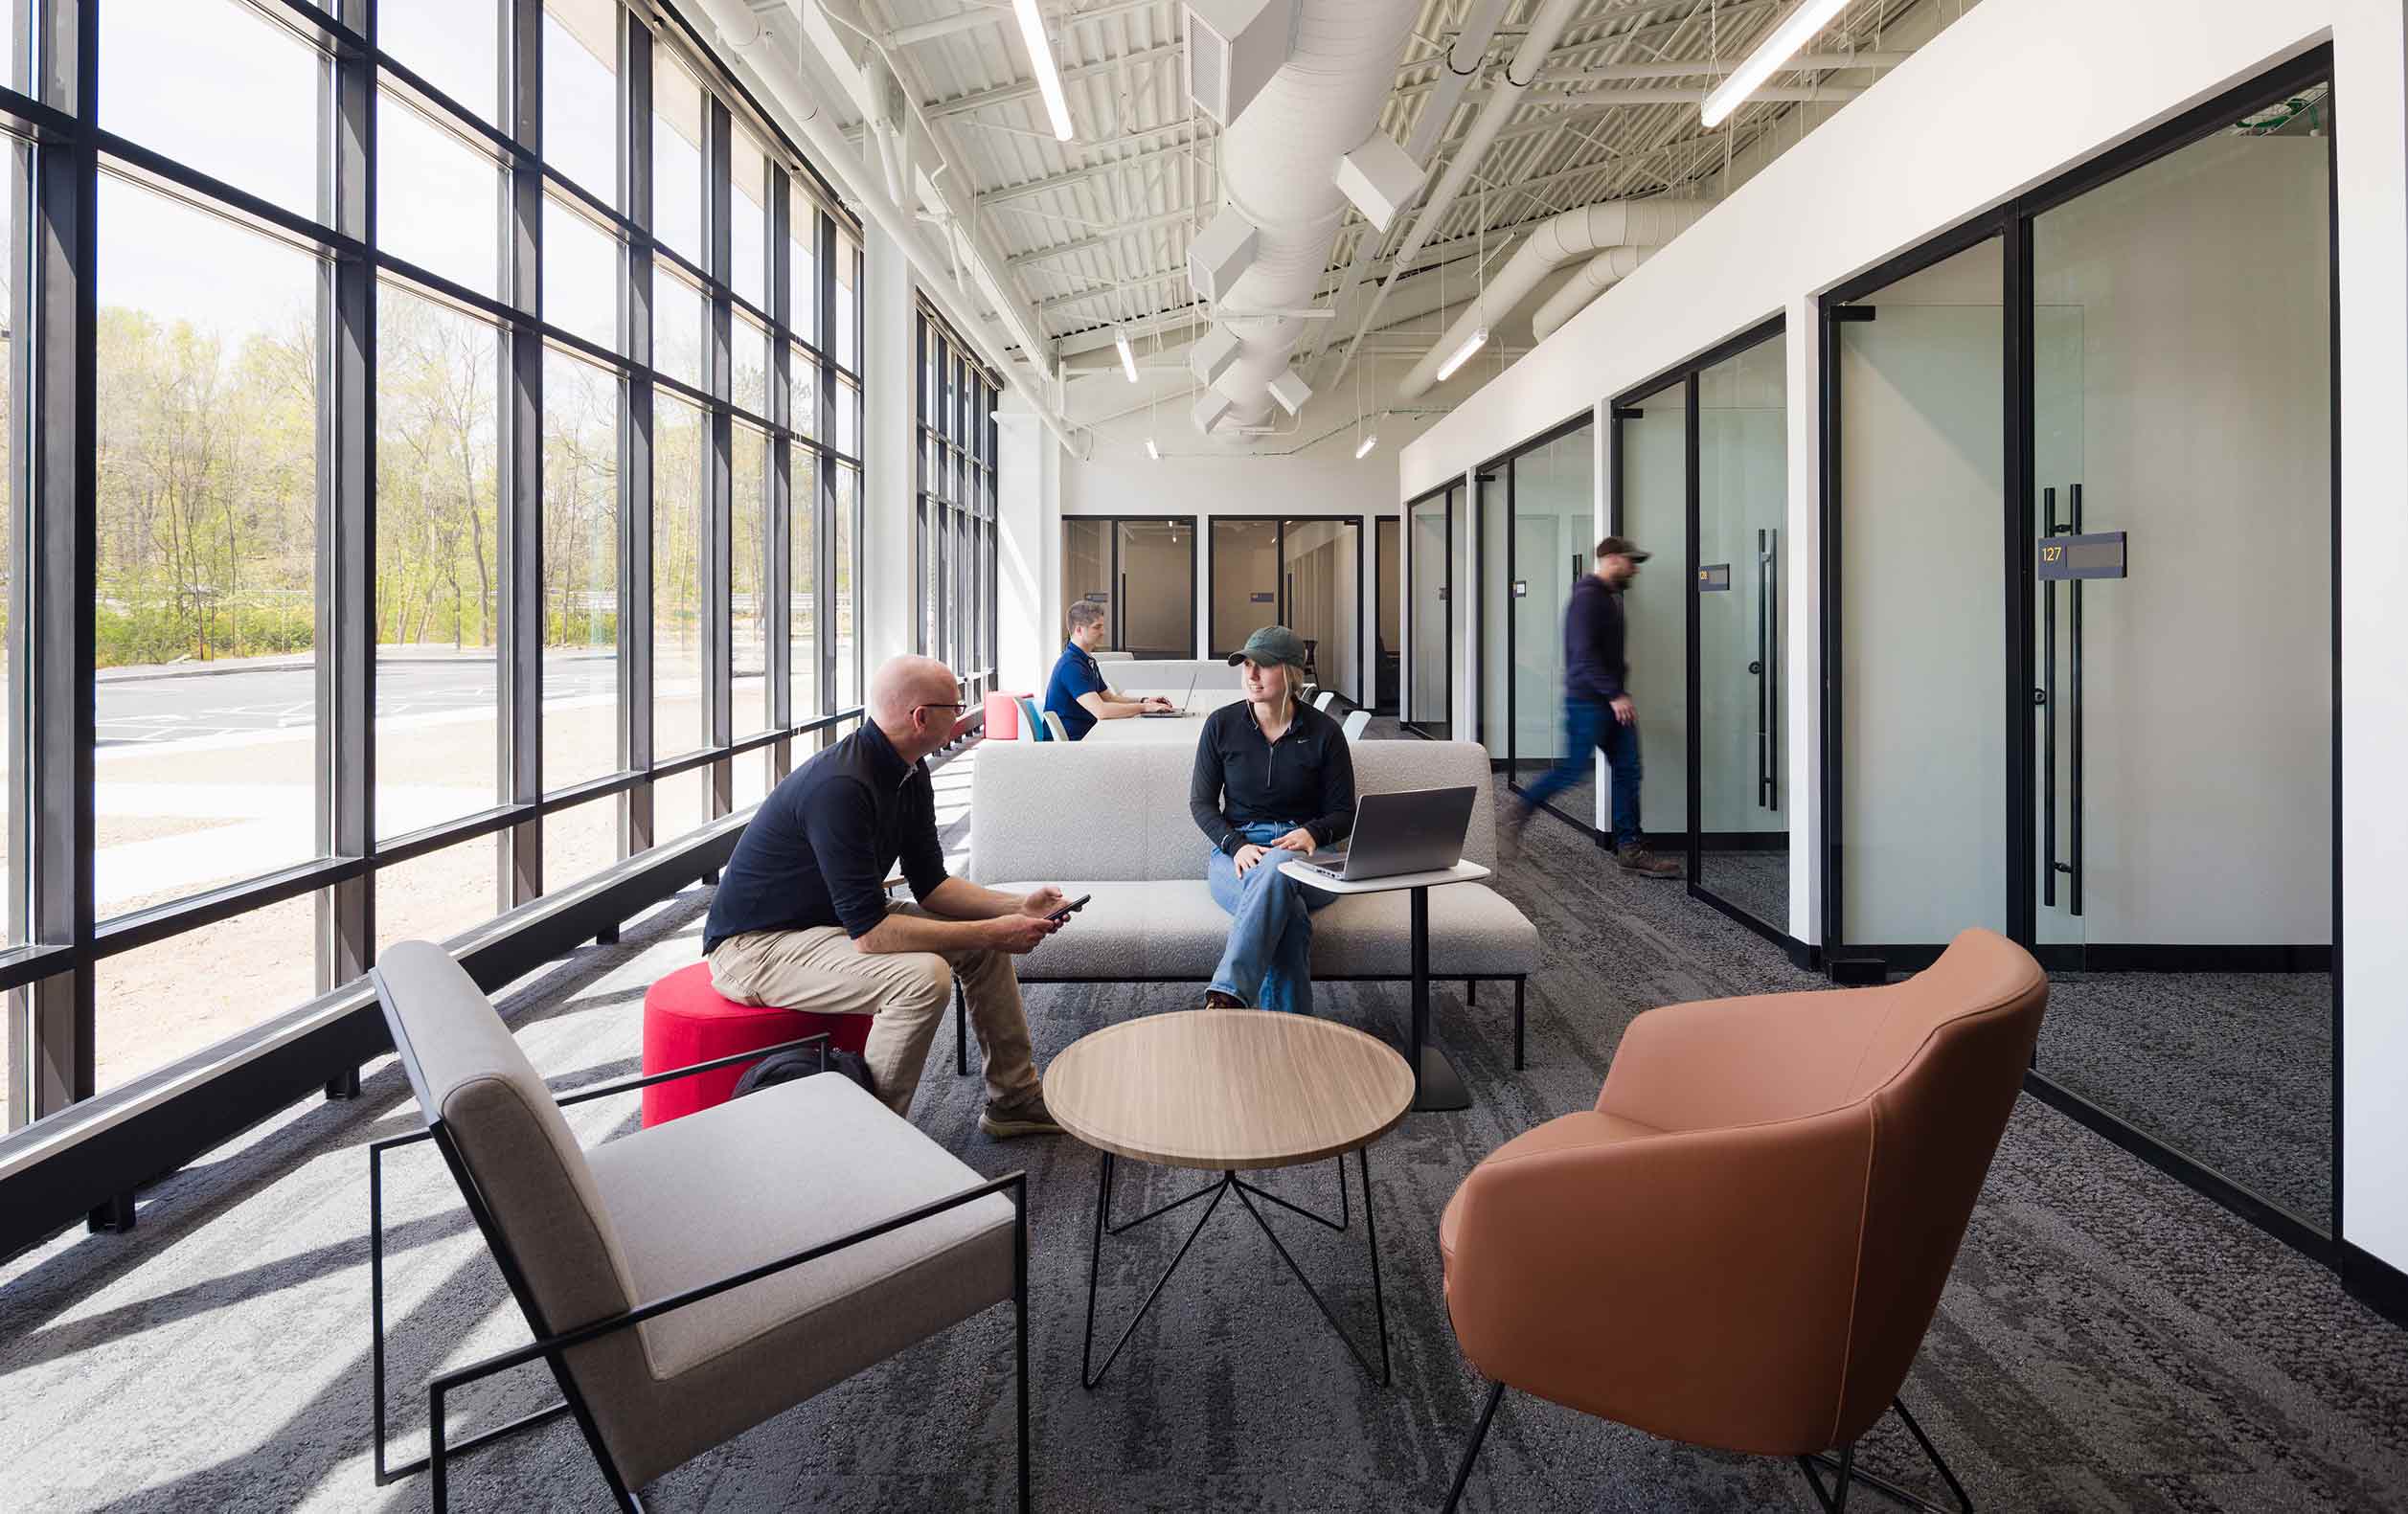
1226, 624, 1308, 669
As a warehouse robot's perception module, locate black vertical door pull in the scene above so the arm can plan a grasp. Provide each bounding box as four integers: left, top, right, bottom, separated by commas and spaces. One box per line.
1762, 524, 1782, 808
1766, 527, 1779, 811
2041, 486, 2057, 910
2068, 484, 2084, 918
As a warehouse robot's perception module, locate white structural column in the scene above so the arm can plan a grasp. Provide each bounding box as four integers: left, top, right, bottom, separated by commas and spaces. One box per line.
996, 396, 1058, 694
862, 222, 917, 672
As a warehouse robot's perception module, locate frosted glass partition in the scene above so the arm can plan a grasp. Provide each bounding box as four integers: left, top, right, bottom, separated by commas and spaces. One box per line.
1694, 337, 1788, 930
1059, 516, 1196, 659
1616, 389, 1689, 841
1835, 238, 2007, 943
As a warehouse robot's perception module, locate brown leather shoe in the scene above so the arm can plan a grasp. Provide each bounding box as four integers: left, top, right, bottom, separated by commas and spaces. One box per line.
1204, 989, 1245, 1008
1615, 846, 1681, 878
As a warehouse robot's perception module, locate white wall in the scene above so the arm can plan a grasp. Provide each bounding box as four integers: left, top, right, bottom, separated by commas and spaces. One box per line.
1397, 0, 2408, 1278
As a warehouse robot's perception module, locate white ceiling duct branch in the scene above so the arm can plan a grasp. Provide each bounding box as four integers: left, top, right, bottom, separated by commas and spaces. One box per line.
1296, 0, 1509, 386
1394, 196, 1711, 400
686, 0, 1088, 456
1528, 241, 1647, 342
1183, 0, 1420, 434
1324, 0, 1582, 394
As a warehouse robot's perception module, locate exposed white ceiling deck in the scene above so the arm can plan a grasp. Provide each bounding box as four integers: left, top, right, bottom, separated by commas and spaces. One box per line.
828, 0, 1972, 415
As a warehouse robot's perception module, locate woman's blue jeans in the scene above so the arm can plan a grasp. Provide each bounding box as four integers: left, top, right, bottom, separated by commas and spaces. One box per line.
1206, 820, 1336, 1014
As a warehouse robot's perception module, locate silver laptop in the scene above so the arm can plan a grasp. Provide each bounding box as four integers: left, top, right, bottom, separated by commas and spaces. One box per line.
1298, 785, 1477, 883
1139, 672, 1199, 717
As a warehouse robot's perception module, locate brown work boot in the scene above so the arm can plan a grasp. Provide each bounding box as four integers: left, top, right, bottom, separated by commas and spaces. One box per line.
980, 1088, 1063, 1140
1615, 845, 1681, 878
1204, 989, 1245, 1008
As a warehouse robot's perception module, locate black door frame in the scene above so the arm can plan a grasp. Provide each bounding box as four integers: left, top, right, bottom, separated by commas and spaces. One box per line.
1206, 514, 1367, 705
1401, 482, 1455, 740
1818, 45, 2345, 1263
1064, 515, 1198, 660
1374, 516, 1400, 713
1595, 316, 1798, 950
1478, 409, 1599, 828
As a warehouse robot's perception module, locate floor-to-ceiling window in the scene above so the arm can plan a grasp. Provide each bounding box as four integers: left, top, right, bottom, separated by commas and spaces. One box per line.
1404, 484, 1453, 739
1210, 518, 1362, 704
1824, 55, 2337, 1246
1, 1, 869, 1167
916, 305, 997, 703
1060, 517, 1196, 659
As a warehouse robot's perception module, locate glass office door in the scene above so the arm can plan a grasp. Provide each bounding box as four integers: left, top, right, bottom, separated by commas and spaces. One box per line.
1822, 55, 2338, 1245
1692, 333, 1788, 932
2026, 79, 2334, 1227
1405, 486, 1453, 738
1497, 418, 1596, 825
1613, 384, 1690, 845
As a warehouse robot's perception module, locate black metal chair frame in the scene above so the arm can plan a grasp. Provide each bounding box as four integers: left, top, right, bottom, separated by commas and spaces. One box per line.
1441, 1382, 1973, 1514
368, 995, 1033, 1514
950, 974, 1531, 1076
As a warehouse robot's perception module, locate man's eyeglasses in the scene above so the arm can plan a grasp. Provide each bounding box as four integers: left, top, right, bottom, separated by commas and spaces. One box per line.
914, 702, 966, 715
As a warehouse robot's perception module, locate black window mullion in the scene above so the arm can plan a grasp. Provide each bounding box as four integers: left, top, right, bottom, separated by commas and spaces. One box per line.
703, 97, 732, 813
764, 168, 790, 770
621, 12, 655, 854
26, 0, 97, 1121
321, 0, 376, 992
501, 0, 544, 907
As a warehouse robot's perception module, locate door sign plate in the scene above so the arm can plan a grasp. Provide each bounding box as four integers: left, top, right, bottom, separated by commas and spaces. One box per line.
1698, 563, 1733, 591
2036, 531, 2126, 580
1084, 591, 1110, 602
1512, 580, 1528, 598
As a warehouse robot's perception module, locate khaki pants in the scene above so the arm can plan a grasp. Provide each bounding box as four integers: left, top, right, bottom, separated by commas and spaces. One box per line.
705, 904, 1039, 1119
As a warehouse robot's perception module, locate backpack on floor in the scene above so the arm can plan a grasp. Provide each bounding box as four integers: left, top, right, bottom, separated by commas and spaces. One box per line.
733, 1044, 877, 1101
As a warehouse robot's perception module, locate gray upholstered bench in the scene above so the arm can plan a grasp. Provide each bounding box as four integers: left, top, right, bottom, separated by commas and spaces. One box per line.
962, 738, 1541, 1068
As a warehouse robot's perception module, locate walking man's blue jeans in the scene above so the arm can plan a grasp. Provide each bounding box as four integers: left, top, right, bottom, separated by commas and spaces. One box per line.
1206, 820, 1336, 1014
1518, 695, 1645, 849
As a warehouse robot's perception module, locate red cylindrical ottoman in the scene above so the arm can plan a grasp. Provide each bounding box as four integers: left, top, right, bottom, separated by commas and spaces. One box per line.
641, 961, 873, 1127
983, 689, 1030, 741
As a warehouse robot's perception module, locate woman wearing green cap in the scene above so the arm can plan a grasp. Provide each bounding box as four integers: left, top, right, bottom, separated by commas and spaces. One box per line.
1187, 625, 1357, 1013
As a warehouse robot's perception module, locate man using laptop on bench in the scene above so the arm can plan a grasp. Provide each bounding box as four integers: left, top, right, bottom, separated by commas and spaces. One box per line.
1191, 625, 1355, 1015
1044, 599, 1175, 739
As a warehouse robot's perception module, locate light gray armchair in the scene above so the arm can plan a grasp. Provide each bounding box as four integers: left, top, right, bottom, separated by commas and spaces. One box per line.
366, 940, 1030, 1512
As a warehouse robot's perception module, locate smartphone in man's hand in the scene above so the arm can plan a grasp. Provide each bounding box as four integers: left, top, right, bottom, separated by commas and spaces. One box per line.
1045, 893, 1093, 923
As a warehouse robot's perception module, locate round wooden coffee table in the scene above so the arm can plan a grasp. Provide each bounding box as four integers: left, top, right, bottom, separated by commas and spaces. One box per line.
1046, 1009, 1415, 1388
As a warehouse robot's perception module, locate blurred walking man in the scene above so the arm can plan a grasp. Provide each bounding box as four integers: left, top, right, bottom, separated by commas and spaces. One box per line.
1510, 536, 1679, 877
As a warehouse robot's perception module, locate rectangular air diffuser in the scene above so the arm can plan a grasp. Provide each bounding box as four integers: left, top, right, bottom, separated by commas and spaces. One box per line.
1191, 324, 1242, 387
1335, 132, 1424, 234
1266, 367, 1311, 416
1193, 390, 1235, 432
1184, 0, 1298, 127
1187, 208, 1260, 305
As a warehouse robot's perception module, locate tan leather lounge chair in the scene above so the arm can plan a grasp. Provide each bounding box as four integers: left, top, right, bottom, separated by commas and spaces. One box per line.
1437, 928, 2047, 1512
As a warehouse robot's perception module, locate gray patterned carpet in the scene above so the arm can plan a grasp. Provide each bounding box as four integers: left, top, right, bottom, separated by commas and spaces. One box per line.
2, 738, 2402, 1513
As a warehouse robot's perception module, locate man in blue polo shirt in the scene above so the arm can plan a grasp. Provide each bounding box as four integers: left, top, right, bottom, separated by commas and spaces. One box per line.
1043, 599, 1172, 738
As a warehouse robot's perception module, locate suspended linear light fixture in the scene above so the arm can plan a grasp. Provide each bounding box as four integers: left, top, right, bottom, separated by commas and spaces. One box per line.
1146, 436, 1161, 460
1013, 0, 1077, 141
1352, 358, 1378, 459
1116, 327, 1139, 382
1701, 0, 1851, 128
1435, 328, 1488, 382
1435, 184, 1489, 384
1354, 428, 1379, 461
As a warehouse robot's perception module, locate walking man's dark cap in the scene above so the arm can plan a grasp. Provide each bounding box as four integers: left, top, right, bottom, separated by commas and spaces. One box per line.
1595, 534, 1651, 562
